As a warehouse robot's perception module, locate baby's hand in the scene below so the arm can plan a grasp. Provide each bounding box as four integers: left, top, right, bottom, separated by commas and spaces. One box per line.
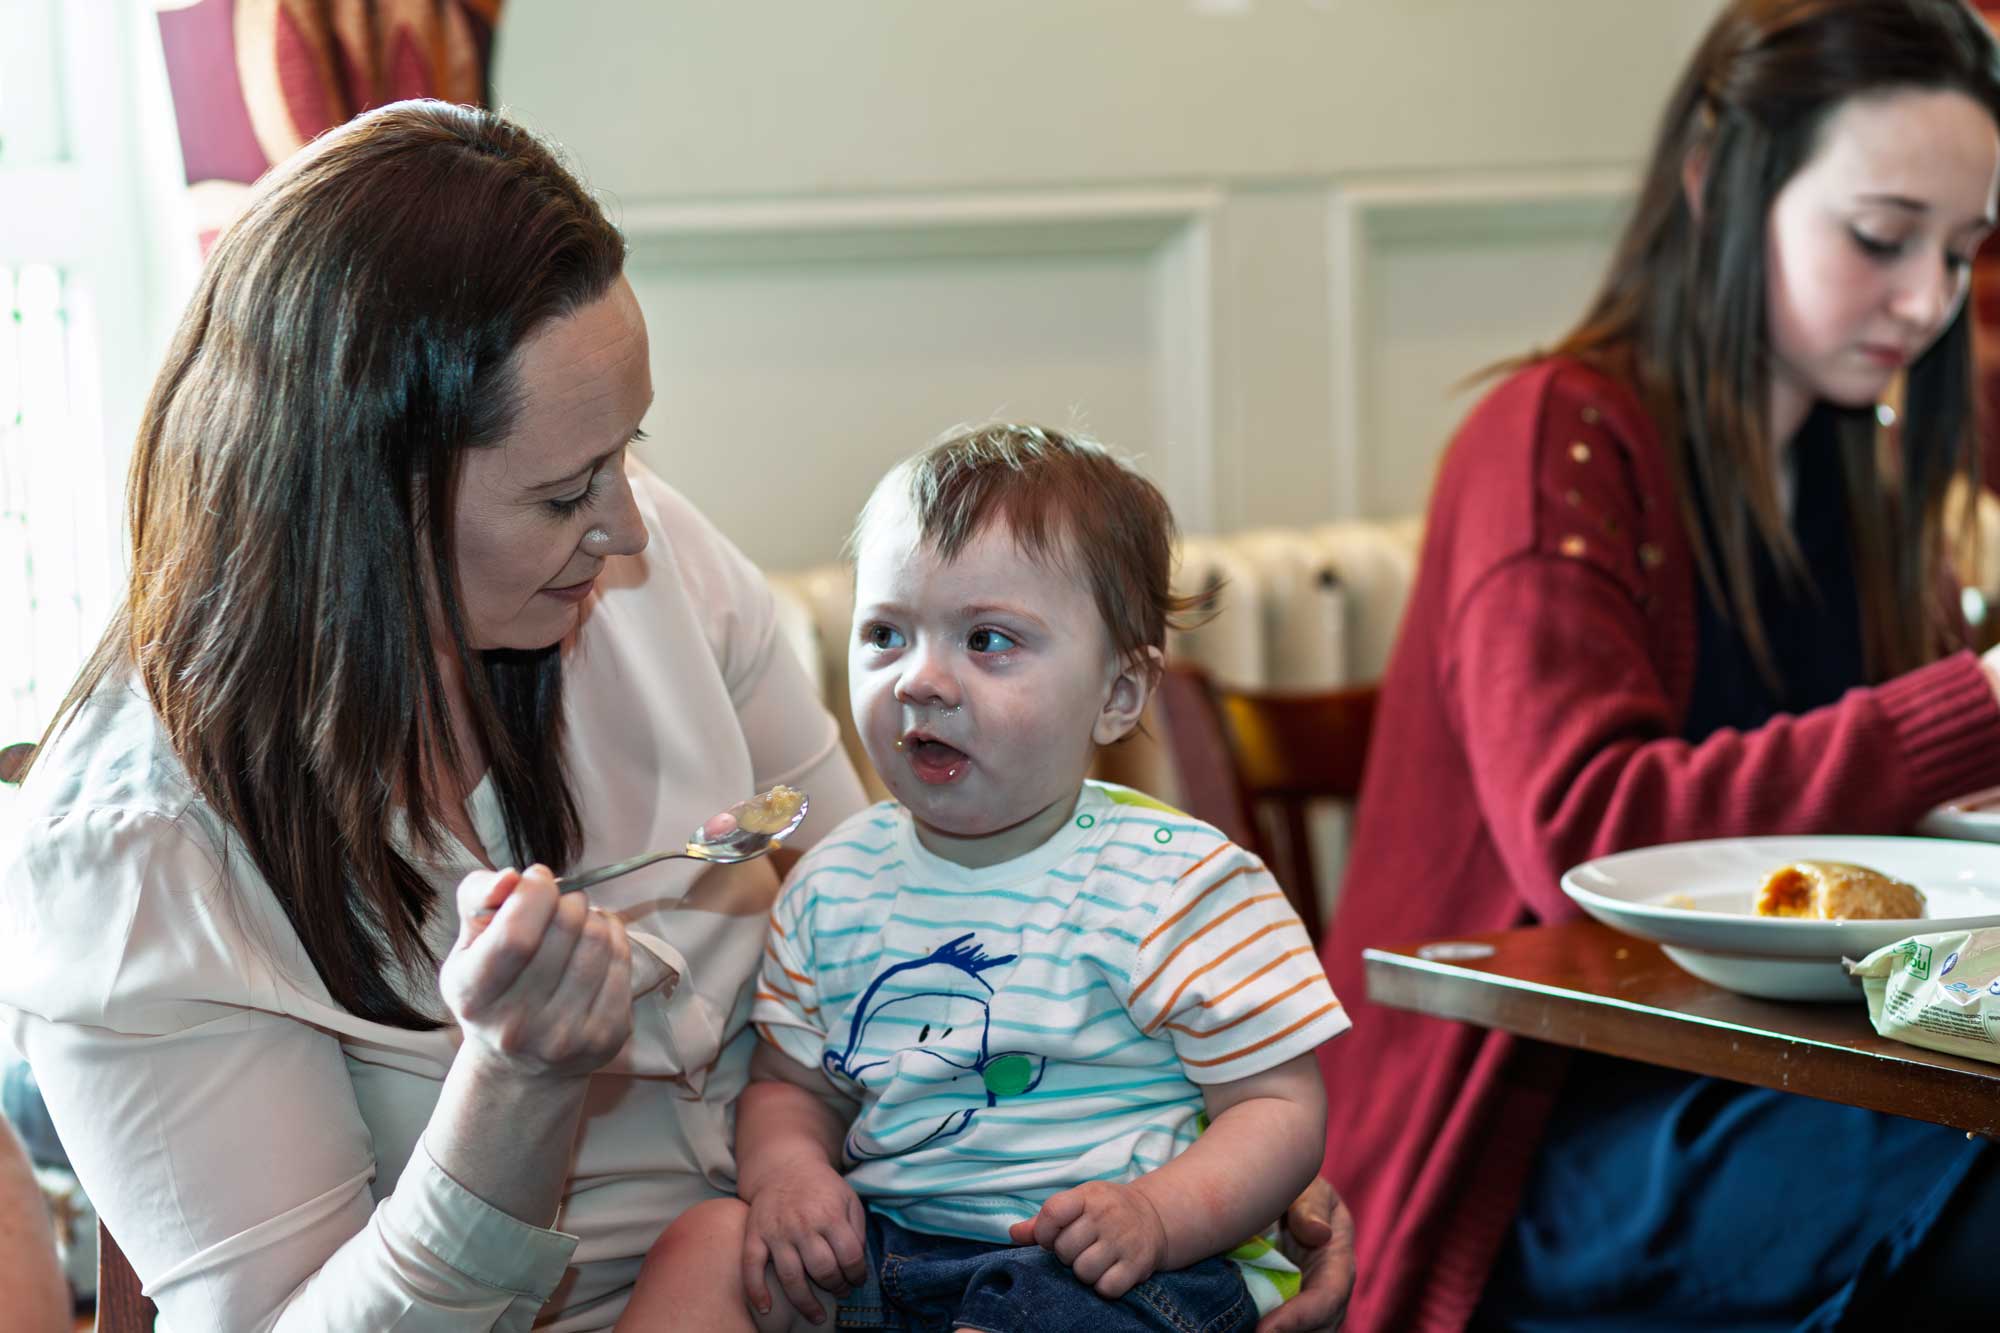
742, 1160, 868, 1325
1008, 1180, 1167, 1299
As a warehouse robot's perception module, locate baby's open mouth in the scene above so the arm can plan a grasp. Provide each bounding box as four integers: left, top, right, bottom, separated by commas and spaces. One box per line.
903, 734, 969, 783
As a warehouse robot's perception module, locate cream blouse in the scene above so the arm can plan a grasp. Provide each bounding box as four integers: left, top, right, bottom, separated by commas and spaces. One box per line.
0, 464, 867, 1331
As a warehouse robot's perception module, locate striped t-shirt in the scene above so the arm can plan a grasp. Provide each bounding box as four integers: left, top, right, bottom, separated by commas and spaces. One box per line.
751, 780, 1349, 1245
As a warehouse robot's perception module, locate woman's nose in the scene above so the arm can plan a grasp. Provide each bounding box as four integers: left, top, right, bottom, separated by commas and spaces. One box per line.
1891, 250, 1965, 333
589, 472, 650, 558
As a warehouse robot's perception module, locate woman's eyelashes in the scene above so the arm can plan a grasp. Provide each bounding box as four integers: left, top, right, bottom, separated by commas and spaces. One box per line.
1849, 227, 1908, 260
1848, 227, 1975, 274
543, 435, 642, 519
544, 468, 605, 518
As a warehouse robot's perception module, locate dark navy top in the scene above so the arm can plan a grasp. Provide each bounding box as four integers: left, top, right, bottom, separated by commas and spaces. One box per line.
1473, 412, 1993, 1330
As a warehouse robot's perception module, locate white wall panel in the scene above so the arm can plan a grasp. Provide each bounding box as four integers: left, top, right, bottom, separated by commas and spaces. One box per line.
496, 1, 1725, 570
1214, 189, 1340, 531
1329, 176, 1632, 518
627, 198, 1209, 570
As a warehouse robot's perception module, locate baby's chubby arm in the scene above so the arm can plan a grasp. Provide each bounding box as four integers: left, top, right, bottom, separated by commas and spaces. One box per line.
736, 1043, 869, 1324
1008, 1053, 1328, 1299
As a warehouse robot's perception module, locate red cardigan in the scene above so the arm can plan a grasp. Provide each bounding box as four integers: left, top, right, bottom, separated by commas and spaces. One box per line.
1315, 358, 2000, 1333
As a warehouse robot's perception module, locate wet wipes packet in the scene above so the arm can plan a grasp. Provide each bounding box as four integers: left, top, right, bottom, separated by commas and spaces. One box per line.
1847, 928, 2000, 1064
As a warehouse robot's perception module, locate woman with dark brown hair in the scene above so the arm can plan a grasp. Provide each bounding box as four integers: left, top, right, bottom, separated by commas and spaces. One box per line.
1317, 1, 2000, 1329
0, 100, 879, 1330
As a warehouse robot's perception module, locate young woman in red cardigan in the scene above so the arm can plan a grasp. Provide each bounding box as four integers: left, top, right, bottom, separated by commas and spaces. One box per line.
1317, 2, 2000, 1329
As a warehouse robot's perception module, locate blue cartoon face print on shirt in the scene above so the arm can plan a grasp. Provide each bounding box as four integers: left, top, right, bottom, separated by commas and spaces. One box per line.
824, 933, 1048, 1162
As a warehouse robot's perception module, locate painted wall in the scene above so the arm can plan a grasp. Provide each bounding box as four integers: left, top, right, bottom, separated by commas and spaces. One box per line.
494, 0, 1726, 571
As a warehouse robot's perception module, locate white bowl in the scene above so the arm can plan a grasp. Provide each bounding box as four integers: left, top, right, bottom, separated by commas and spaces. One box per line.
1915, 787, 2000, 843
1560, 835, 2000, 1002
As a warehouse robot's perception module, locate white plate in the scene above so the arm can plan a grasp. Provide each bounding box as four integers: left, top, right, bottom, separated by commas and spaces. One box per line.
1914, 787, 2000, 843
1560, 835, 2000, 1002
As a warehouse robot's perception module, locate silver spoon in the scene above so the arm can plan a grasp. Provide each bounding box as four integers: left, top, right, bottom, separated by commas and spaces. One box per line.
556, 784, 809, 894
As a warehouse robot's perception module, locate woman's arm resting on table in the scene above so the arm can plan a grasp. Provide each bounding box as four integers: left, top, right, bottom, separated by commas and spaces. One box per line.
0, 1115, 69, 1333
1425, 384, 2000, 920
734, 1042, 867, 1322
1009, 1053, 1328, 1299
1449, 557, 2000, 921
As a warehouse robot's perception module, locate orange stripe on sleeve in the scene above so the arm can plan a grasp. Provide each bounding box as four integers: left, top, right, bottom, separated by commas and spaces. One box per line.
1130, 891, 1280, 1003
1176, 844, 1232, 884
764, 939, 813, 987
1140, 865, 1251, 950
1164, 974, 1322, 1039
1191, 945, 1316, 1014
756, 984, 820, 1016
1141, 912, 1289, 1030
1179, 1002, 1345, 1068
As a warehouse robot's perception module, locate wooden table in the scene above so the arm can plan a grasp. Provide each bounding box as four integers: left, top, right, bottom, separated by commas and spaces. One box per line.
1364, 918, 2000, 1137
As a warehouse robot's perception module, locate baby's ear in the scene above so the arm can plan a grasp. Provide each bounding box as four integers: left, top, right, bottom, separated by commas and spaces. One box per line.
1094, 646, 1165, 746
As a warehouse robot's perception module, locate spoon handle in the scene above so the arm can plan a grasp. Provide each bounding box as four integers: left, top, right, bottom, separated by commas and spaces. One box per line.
557, 847, 699, 895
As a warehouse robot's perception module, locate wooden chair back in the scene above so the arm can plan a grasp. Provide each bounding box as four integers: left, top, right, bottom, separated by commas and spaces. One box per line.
96, 1222, 155, 1331
1154, 664, 1378, 941
0, 740, 34, 784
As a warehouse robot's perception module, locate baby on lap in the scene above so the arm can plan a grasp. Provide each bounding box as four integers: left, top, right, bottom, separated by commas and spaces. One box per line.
625, 424, 1348, 1332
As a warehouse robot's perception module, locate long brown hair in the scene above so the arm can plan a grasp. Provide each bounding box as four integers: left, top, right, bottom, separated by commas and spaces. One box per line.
1550, 0, 2000, 684
46, 101, 626, 1029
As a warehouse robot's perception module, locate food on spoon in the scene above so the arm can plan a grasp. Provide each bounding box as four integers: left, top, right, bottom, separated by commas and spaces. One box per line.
1753, 861, 1925, 921
733, 784, 806, 835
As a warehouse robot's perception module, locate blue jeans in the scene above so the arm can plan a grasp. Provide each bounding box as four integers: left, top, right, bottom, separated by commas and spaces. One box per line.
836, 1211, 1255, 1333
1473, 1059, 1997, 1331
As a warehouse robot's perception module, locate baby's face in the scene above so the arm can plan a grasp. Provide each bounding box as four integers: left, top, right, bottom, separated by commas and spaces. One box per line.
849, 502, 1141, 868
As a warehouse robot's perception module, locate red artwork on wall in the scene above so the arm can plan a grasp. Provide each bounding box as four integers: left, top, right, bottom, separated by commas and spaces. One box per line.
154, 1, 502, 253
